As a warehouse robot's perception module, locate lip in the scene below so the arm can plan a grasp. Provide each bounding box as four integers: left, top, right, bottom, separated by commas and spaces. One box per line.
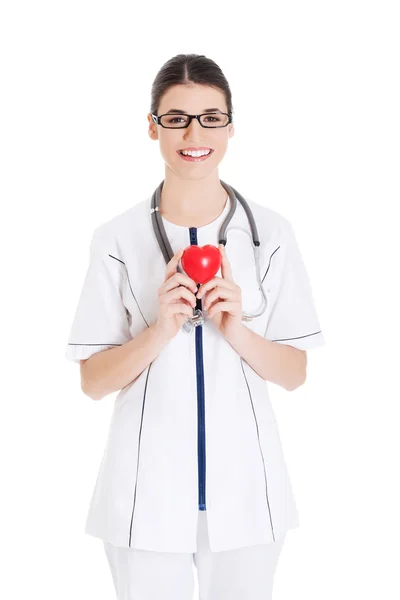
178, 147, 213, 151
177, 148, 214, 162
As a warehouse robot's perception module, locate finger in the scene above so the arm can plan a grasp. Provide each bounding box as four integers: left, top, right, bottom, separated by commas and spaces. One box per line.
165, 248, 184, 282
166, 302, 194, 319
208, 300, 239, 318
166, 286, 197, 308
197, 276, 233, 299
162, 271, 198, 294
219, 244, 233, 281
203, 287, 232, 310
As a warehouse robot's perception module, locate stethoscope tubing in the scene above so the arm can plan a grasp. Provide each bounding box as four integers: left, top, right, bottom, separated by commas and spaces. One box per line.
150, 179, 267, 331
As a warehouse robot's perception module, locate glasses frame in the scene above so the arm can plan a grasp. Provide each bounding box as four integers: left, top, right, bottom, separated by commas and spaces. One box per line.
151, 112, 233, 129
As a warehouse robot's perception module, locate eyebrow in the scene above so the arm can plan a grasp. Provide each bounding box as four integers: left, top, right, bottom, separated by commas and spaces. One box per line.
165, 108, 223, 114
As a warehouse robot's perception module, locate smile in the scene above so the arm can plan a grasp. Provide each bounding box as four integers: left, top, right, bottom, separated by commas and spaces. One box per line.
177, 149, 214, 162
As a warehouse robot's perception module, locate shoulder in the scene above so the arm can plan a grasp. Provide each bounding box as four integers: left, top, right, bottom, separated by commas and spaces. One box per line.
93, 197, 149, 238
89, 197, 150, 255
238, 197, 298, 273
243, 196, 294, 243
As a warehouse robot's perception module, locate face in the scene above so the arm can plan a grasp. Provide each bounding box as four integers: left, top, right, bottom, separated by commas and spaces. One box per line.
147, 83, 234, 180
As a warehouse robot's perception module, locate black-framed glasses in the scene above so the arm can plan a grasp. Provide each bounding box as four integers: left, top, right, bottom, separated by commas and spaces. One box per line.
151, 112, 233, 129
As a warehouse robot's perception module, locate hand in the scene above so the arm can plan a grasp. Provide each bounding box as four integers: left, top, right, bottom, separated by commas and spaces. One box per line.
155, 248, 198, 341
196, 244, 243, 338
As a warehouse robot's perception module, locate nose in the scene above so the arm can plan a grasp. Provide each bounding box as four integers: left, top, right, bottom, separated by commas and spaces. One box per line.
183, 117, 205, 141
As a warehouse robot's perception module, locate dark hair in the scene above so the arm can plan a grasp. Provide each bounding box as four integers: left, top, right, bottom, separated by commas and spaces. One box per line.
150, 54, 233, 117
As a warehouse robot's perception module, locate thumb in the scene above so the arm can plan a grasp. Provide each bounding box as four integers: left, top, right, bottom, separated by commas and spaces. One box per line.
165, 247, 184, 281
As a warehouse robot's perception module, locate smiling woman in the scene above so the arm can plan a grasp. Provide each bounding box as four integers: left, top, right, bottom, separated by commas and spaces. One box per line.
65, 53, 325, 600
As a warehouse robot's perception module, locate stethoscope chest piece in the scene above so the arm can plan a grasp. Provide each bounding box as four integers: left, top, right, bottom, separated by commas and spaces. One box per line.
181, 308, 204, 333
190, 308, 204, 328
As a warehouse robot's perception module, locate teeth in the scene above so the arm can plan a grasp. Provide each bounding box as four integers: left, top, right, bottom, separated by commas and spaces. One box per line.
180, 149, 211, 157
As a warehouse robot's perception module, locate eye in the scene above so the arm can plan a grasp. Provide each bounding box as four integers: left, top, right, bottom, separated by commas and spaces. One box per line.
204, 115, 222, 123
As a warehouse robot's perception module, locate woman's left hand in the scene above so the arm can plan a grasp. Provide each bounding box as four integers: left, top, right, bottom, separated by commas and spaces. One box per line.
196, 244, 243, 338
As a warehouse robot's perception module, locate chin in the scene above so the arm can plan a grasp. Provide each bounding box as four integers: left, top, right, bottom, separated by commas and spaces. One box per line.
165, 158, 218, 179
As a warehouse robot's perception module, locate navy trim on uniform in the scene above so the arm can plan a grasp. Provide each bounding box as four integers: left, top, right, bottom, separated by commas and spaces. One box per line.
67, 343, 122, 346
261, 246, 280, 284
240, 359, 275, 541
189, 227, 207, 511
272, 331, 322, 342
128, 361, 152, 546
108, 254, 125, 264
108, 254, 149, 328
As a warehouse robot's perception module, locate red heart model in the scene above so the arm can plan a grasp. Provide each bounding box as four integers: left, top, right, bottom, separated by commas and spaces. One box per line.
181, 245, 222, 285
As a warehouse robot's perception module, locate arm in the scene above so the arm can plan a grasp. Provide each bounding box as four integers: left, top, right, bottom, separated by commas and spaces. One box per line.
224, 323, 307, 391
80, 323, 170, 401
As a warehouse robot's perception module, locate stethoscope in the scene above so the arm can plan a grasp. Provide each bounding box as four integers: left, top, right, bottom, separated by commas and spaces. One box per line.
150, 179, 268, 333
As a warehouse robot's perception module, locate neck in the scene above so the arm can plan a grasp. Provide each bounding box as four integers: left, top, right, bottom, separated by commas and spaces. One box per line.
159, 170, 228, 223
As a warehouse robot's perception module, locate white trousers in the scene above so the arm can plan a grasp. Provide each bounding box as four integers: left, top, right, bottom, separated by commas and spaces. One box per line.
103, 510, 286, 600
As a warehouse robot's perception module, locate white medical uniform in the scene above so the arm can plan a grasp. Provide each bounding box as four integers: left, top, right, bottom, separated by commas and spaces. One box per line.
65, 192, 325, 553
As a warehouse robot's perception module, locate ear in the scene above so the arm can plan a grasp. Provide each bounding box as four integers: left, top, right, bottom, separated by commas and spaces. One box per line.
147, 113, 158, 141
229, 123, 235, 139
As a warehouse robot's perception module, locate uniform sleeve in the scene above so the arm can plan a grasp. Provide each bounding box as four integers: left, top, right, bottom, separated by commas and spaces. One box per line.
263, 218, 325, 351
65, 225, 132, 364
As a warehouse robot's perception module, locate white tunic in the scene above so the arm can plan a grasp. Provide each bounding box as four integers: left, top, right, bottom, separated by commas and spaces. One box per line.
65, 192, 325, 553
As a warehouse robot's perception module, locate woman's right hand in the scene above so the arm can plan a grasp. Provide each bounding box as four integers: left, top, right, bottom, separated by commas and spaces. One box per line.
155, 248, 198, 341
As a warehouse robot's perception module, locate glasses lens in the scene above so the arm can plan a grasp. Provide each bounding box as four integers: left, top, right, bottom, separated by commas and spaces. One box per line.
200, 113, 229, 127
160, 114, 190, 128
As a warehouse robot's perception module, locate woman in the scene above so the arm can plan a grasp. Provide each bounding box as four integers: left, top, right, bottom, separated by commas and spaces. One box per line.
66, 53, 325, 600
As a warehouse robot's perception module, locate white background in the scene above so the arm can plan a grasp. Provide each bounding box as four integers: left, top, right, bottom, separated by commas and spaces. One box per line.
1, 1, 399, 598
